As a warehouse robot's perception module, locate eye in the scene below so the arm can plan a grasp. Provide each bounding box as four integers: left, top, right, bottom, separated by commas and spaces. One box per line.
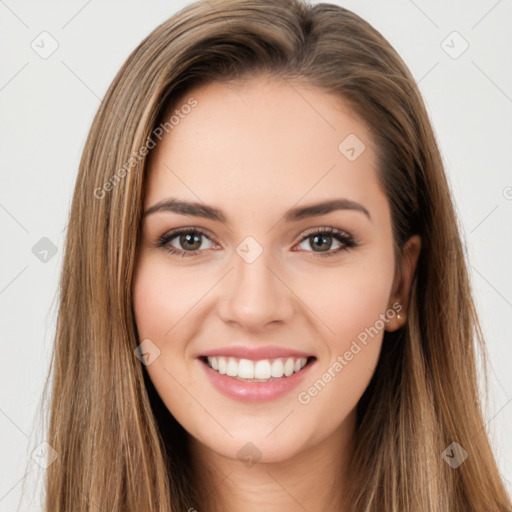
156, 227, 218, 257
294, 227, 358, 257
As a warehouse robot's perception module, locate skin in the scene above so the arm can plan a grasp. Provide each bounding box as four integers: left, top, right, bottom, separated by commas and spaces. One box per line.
132, 75, 421, 512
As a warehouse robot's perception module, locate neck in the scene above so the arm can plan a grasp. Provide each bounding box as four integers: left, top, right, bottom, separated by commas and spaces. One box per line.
188, 410, 356, 512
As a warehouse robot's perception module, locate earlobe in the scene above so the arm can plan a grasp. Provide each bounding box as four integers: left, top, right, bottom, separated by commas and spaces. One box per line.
385, 235, 421, 332
385, 305, 406, 332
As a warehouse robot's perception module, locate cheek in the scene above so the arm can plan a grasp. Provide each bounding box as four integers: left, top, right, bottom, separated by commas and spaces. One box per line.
291, 252, 394, 431
299, 255, 395, 354
132, 256, 210, 341
132, 257, 206, 432
132, 254, 217, 389
334, 266, 392, 343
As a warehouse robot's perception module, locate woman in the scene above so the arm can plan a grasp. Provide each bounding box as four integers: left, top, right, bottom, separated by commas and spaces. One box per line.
41, 0, 511, 510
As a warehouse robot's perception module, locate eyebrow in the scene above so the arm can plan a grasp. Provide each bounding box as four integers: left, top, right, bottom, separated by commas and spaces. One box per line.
143, 197, 371, 223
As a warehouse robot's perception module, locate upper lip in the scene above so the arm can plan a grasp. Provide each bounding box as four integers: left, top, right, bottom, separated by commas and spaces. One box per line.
199, 345, 314, 361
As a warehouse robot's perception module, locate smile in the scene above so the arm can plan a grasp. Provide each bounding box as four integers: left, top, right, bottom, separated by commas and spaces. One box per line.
205, 356, 310, 381
198, 354, 316, 402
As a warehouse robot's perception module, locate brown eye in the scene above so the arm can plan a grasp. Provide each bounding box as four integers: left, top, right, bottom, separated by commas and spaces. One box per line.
295, 227, 357, 257
308, 234, 334, 252
178, 232, 203, 251
157, 228, 216, 257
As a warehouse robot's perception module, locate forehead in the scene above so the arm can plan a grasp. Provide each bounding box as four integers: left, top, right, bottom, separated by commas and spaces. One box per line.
144, 76, 385, 223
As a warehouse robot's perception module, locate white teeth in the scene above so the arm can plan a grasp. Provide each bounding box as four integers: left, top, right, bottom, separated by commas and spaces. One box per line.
226, 358, 238, 377
284, 358, 295, 376
206, 356, 308, 380
238, 359, 255, 379
254, 360, 271, 379
271, 359, 284, 378
218, 357, 227, 375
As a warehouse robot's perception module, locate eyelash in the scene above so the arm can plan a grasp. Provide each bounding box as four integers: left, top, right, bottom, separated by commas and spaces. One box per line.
156, 226, 358, 259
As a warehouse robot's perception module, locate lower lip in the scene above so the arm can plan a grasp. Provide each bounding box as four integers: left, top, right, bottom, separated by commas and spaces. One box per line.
199, 357, 316, 403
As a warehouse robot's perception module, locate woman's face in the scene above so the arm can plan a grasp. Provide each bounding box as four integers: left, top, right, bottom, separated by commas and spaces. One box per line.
133, 76, 418, 464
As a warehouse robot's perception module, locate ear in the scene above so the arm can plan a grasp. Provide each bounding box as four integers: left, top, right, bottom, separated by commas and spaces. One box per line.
385, 234, 421, 332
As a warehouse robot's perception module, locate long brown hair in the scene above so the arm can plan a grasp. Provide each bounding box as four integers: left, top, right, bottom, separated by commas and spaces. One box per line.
37, 0, 511, 510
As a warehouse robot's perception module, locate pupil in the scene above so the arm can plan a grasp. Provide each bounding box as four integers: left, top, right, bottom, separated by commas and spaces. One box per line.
181, 233, 201, 250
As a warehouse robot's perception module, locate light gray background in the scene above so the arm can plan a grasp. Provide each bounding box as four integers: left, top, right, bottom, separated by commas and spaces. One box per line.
1, 0, 511, 510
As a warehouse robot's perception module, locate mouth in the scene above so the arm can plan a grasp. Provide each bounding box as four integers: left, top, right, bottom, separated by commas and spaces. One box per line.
198, 355, 317, 383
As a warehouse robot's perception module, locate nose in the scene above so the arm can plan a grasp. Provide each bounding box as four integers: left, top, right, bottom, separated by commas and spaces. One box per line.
218, 246, 295, 331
